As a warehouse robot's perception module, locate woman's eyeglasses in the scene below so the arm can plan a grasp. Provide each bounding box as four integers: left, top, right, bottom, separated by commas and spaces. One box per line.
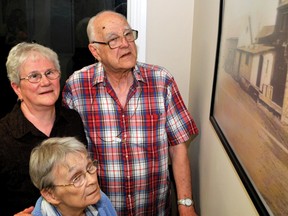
20, 69, 61, 83
53, 160, 98, 188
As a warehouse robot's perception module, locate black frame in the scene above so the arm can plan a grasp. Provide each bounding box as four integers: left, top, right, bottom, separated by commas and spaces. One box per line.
209, 0, 282, 215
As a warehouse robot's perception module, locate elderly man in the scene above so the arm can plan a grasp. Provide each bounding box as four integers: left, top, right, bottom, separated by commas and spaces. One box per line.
62, 10, 199, 216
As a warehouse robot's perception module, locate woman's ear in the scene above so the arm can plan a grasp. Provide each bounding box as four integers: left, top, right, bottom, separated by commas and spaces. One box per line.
10, 82, 23, 101
40, 188, 61, 205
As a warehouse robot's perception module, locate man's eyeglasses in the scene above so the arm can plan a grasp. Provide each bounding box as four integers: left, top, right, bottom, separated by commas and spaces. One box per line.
20, 69, 61, 83
91, 29, 138, 49
53, 160, 98, 188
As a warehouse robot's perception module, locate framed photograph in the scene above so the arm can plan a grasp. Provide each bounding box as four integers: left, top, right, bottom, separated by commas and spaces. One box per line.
210, 1, 288, 215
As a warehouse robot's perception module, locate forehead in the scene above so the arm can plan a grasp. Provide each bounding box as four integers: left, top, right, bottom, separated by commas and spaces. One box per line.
53, 153, 88, 175
22, 55, 54, 68
95, 12, 130, 35
21, 54, 54, 73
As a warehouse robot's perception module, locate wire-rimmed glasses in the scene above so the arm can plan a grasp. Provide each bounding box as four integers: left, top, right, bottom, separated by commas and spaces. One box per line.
20, 69, 61, 83
91, 29, 138, 49
53, 160, 98, 188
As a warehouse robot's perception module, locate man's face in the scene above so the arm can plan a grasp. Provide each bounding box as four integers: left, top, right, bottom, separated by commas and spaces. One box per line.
89, 13, 138, 74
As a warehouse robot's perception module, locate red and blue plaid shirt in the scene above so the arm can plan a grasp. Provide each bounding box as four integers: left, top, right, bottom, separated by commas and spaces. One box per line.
62, 62, 198, 216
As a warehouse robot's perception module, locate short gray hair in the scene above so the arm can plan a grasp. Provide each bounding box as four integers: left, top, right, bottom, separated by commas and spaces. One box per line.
6, 42, 60, 85
29, 137, 88, 190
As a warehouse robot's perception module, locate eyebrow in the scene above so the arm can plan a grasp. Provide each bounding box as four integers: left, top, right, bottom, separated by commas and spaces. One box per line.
67, 159, 92, 171
26, 68, 55, 74
64, 162, 86, 180
104, 27, 132, 39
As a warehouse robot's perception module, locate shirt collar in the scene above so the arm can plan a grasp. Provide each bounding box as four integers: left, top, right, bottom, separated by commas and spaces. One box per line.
93, 62, 146, 87
8, 103, 67, 139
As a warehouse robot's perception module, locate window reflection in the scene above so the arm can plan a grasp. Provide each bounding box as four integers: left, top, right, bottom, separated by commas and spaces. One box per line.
0, 0, 127, 118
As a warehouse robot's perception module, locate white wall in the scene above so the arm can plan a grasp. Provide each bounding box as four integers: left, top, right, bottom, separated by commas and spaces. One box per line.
145, 0, 259, 215
145, 1, 194, 105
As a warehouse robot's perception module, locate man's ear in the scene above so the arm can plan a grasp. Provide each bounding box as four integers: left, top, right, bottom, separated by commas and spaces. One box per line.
40, 188, 61, 205
88, 44, 101, 62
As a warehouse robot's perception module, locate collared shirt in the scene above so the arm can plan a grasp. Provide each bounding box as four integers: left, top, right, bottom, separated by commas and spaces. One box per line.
0, 102, 87, 216
62, 62, 198, 216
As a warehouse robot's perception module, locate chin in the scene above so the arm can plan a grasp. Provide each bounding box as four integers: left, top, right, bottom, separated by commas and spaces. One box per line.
120, 56, 136, 65
87, 189, 101, 204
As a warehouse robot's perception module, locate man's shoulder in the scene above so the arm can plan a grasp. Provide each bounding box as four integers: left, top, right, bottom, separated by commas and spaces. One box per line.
136, 62, 172, 76
135, 62, 174, 84
68, 63, 99, 78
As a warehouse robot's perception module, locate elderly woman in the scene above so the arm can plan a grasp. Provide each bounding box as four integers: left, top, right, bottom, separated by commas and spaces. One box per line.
29, 137, 116, 216
0, 42, 87, 216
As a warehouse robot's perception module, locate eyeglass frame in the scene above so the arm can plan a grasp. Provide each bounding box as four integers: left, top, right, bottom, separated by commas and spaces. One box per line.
20, 69, 61, 83
91, 29, 138, 49
52, 160, 98, 188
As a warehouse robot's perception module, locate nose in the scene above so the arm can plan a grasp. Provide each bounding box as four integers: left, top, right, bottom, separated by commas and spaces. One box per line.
120, 36, 129, 47
39, 74, 51, 85
86, 170, 98, 186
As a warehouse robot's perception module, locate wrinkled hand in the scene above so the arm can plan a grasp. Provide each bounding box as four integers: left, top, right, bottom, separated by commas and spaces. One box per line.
14, 206, 34, 216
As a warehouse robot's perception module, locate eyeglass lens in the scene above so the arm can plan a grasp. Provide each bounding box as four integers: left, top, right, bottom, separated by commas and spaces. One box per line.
108, 30, 138, 49
21, 69, 60, 83
72, 160, 98, 187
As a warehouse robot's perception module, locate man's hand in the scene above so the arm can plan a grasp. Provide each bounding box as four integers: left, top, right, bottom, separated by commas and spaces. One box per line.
14, 206, 34, 216
178, 205, 198, 216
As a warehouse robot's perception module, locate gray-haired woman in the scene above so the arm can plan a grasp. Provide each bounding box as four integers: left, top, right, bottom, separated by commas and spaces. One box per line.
29, 137, 116, 216
0, 42, 87, 215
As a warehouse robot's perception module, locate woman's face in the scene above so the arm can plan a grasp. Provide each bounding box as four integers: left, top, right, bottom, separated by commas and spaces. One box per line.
12, 53, 60, 110
50, 153, 101, 212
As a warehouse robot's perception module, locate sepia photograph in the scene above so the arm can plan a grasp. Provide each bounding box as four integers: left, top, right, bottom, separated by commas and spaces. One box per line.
210, 0, 288, 215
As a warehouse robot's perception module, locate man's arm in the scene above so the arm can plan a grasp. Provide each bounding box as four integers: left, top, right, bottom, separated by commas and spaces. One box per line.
169, 142, 198, 216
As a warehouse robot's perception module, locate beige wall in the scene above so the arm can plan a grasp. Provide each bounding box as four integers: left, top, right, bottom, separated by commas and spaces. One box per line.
145, 0, 259, 215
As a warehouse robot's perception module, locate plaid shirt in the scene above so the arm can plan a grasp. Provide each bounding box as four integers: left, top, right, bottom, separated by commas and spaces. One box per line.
62, 62, 198, 216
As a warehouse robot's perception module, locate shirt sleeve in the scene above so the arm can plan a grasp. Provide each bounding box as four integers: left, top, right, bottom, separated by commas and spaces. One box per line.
165, 77, 199, 146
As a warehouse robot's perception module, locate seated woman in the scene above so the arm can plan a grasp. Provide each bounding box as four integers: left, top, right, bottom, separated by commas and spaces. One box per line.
29, 137, 117, 216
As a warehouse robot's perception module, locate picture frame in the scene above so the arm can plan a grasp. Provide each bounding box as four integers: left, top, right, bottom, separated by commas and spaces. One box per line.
210, 1, 288, 215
